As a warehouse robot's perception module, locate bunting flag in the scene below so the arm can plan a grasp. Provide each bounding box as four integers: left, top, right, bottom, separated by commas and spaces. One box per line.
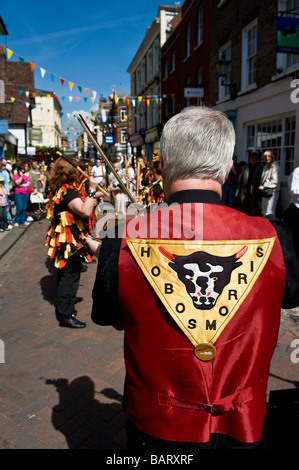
4, 47, 174, 120
5, 47, 175, 109
6, 48, 13, 59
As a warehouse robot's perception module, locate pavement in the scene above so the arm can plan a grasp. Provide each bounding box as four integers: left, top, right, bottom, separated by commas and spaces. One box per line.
0, 216, 298, 450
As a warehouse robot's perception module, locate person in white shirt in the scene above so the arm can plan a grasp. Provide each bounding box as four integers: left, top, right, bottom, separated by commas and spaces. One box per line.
91, 158, 106, 185
283, 166, 299, 258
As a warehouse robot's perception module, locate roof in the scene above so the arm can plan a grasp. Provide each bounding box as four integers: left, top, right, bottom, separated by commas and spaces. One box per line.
0, 17, 8, 36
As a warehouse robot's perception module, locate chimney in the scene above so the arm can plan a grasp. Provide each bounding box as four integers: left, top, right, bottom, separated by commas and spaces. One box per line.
0, 44, 6, 81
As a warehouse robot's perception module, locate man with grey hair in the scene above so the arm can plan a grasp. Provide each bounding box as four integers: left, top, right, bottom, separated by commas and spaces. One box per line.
89, 106, 298, 449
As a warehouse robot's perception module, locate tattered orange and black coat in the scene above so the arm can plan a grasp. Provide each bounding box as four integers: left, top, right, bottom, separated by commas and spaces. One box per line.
45, 177, 95, 269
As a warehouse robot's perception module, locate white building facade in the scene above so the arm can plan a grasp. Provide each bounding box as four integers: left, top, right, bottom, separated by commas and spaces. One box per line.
127, 5, 180, 160
31, 90, 62, 149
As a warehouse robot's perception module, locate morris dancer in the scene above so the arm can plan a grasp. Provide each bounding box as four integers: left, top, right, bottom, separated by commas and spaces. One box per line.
45, 156, 100, 329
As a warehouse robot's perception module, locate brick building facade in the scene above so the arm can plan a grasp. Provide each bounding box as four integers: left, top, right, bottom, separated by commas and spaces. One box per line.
0, 45, 35, 155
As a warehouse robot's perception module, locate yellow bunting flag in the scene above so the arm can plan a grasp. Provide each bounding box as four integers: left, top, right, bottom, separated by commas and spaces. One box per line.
69, 82, 74, 91
6, 48, 13, 59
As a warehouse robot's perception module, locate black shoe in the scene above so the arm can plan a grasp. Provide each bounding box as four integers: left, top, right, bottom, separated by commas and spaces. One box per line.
75, 296, 83, 304
59, 315, 86, 329
80, 265, 88, 272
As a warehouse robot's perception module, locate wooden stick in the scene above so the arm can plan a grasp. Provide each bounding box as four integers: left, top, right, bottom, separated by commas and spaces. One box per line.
77, 114, 135, 203
136, 161, 140, 198
124, 155, 129, 191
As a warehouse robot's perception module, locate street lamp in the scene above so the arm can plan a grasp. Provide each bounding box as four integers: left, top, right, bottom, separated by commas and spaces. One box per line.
215, 58, 237, 98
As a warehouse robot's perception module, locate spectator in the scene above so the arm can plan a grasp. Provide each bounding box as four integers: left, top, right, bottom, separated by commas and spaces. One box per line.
29, 159, 44, 219
0, 158, 13, 223
282, 166, 299, 258
0, 176, 12, 231
222, 155, 242, 208
13, 162, 31, 226
258, 150, 280, 217
236, 151, 264, 216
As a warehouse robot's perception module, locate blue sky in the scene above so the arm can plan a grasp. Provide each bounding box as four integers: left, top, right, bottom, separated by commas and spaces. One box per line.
0, 0, 181, 140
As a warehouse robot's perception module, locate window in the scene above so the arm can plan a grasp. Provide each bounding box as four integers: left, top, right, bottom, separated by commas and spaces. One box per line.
218, 43, 231, 101
120, 108, 126, 121
277, 0, 299, 71
197, 5, 203, 46
171, 50, 176, 72
196, 66, 203, 105
171, 95, 175, 115
185, 76, 191, 107
164, 60, 168, 79
186, 21, 191, 58
246, 116, 296, 175
147, 50, 153, 82
242, 20, 257, 89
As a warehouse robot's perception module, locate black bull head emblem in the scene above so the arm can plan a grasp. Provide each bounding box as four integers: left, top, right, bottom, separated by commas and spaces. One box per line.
159, 246, 248, 310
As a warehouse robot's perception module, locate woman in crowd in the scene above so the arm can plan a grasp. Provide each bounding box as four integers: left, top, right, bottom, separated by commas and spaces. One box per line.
13, 162, 31, 226
259, 150, 280, 216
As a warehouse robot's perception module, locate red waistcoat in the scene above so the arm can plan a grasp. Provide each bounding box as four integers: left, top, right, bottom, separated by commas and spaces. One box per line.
118, 202, 286, 443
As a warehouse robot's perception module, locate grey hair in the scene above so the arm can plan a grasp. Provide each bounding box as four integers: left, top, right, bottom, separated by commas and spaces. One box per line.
160, 106, 235, 185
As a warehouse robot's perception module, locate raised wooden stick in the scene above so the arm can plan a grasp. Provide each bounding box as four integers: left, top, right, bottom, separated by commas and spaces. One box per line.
77, 114, 135, 203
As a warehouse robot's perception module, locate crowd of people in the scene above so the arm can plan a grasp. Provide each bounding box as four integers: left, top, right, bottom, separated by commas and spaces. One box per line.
1, 145, 295, 233
0, 156, 51, 231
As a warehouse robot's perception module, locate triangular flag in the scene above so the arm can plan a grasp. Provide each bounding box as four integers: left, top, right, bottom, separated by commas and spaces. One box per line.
19, 57, 25, 65
6, 48, 13, 59
126, 237, 274, 354
69, 96, 73, 102
69, 82, 74, 91
30, 62, 35, 72
25, 91, 29, 97
60, 78, 65, 86
85, 89, 89, 95
84, 97, 88, 102
78, 86, 82, 93
11, 97, 15, 102
91, 97, 95, 102
50, 74, 55, 82
40, 67, 46, 78
76, 97, 80, 102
